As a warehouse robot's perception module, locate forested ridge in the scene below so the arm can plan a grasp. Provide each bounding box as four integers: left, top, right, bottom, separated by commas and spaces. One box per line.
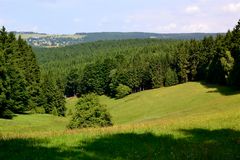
34, 39, 180, 97
75, 32, 220, 42
35, 20, 240, 100
15, 32, 219, 47
34, 39, 180, 80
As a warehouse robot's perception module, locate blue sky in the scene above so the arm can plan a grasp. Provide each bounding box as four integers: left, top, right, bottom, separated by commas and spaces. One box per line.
0, 0, 240, 34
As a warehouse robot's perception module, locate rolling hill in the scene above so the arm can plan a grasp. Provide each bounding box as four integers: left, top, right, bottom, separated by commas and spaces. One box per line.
14, 31, 220, 47
0, 82, 239, 159
1, 82, 239, 133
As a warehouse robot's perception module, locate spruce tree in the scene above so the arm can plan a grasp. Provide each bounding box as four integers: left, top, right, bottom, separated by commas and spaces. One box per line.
175, 42, 190, 83
65, 69, 80, 97
229, 20, 240, 86
0, 50, 11, 118
41, 75, 66, 116
0, 27, 52, 118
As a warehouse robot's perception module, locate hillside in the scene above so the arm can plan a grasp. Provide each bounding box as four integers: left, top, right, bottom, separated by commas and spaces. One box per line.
2, 82, 239, 134
15, 32, 220, 47
0, 82, 239, 159
75, 32, 220, 42
79, 82, 240, 124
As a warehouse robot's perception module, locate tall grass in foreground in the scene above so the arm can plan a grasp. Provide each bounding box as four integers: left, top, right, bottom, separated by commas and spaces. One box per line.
0, 106, 239, 160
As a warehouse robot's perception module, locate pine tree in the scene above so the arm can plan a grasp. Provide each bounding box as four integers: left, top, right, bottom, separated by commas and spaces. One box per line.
0, 27, 29, 116
175, 42, 190, 83
41, 75, 66, 116
0, 50, 12, 118
187, 40, 201, 81
197, 36, 215, 80
0, 26, 7, 50
65, 69, 80, 97
164, 68, 178, 87
229, 20, 240, 86
149, 57, 165, 88
15, 36, 41, 110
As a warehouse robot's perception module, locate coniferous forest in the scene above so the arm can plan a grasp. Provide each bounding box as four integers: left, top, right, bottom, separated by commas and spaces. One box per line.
0, 27, 65, 119
1, 20, 240, 120
35, 20, 240, 99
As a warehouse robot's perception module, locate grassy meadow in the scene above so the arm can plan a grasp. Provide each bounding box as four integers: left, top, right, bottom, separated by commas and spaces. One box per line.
0, 82, 240, 159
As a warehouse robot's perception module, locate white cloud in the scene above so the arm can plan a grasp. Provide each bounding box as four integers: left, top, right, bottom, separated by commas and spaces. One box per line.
223, 2, 240, 13
97, 17, 109, 27
164, 23, 177, 30
182, 24, 209, 32
123, 10, 176, 32
122, 10, 176, 32
185, 5, 200, 14
32, 26, 39, 32
155, 23, 177, 32
73, 18, 81, 23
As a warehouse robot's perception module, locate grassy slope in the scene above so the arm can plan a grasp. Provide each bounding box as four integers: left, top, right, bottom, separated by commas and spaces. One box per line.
1, 82, 239, 134
0, 82, 239, 159
100, 82, 240, 124
0, 114, 68, 134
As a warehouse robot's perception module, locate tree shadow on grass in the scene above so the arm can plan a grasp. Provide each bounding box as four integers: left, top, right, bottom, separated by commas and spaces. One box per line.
200, 82, 240, 96
0, 138, 94, 160
0, 128, 239, 160
79, 128, 240, 160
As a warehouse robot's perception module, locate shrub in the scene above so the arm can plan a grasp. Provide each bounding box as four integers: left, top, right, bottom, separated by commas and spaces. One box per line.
52, 107, 58, 116
67, 109, 73, 116
2, 109, 14, 119
165, 68, 179, 87
34, 107, 45, 114
115, 84, 131, 99
67, 93, 112, 129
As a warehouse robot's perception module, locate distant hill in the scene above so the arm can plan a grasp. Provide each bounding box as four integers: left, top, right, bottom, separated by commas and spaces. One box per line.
14, 31, 221, 47
75, 32, 221, 42
14, 32, 85, 47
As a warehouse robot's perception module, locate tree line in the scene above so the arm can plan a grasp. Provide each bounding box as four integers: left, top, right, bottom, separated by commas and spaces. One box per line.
72, 52, 178, 98
64, 20, 240, 98
34, 39, 180, 83
0, 27, 65, 118
175, 20, 240, 87
34, 39, 180, 98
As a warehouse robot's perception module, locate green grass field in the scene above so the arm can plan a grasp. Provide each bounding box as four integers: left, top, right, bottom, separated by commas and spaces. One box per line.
0, 82, 239, 159
100, 82, 240, 124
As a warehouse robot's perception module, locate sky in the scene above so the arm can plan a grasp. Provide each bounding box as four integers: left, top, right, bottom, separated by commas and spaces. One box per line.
0, 0, 240, 34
